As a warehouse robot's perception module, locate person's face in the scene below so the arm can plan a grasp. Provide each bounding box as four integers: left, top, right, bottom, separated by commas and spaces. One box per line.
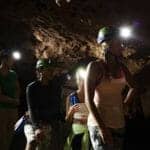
101, 40, 123, 56
37, 67, 52, 80
101, 40, 123, 75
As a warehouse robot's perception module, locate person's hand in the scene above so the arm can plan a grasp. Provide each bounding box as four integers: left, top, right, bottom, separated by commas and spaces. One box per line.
123, 103, 129, 116
35, 128, 45, 142
68, 104, 80, 116
66, 104, 80, 122
123, 103, 133, 119
100, 127, 113, 146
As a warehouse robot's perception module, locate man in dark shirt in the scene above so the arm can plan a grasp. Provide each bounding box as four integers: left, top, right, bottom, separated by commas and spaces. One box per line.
24, 58, 66, 150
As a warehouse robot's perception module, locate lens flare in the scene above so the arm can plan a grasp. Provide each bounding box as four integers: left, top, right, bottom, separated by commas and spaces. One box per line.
119, 26, 132, 39
12, 51, 21, 60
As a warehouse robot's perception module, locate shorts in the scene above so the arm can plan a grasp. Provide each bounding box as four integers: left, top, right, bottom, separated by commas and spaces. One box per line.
24, 121, 63, 150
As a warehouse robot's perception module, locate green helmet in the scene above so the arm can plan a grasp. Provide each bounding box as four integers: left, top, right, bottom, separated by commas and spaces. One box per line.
97, 26, 118, 44
36, 59, 51, 69
36, 58, 63, 69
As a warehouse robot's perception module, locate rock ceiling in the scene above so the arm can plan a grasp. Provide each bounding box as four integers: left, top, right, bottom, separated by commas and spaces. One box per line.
0, 0, 150, 74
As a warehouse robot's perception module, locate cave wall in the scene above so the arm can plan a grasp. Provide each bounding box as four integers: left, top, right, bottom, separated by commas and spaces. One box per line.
0, 0, 149, 79
0, 0, 149, 62
0, 0, 150, 114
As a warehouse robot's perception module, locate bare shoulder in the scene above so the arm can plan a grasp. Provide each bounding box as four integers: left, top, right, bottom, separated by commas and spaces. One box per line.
87, 60, 105, 74
86, 60, 105, 83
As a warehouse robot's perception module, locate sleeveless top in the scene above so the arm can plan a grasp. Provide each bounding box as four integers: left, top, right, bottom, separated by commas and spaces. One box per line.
87, 69, 126, 129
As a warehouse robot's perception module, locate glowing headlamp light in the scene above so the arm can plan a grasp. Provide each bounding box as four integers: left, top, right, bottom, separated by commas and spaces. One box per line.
12, 51, 21, 60
119, 26, 132, 39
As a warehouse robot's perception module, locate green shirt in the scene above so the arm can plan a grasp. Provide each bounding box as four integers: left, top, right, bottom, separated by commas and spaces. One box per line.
0, 70, 18, 108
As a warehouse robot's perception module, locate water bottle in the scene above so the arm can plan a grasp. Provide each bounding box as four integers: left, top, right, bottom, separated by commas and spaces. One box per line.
70, 94, 78, 105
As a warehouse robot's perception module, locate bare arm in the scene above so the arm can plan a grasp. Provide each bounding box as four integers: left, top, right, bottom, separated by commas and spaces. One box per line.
65, 95, 80, 122
65, 96, 73, 122
85, 61, 106, 130
85, 61, 114, 145
122, 64, 138, 105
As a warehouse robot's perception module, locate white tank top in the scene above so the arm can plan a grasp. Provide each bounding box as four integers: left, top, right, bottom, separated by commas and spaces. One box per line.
88, 77, 126, 129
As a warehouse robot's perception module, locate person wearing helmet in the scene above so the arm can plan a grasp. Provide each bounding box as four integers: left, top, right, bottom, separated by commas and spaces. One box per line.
0, 50, 20, 149
85, 26, 138, 150
24, 58, 66, 150
97, 26, 124, 57
97, 26, 118, 44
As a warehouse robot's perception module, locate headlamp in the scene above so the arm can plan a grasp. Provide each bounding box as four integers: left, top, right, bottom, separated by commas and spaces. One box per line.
119, 26, 133, 39
12, 51, 21, 60
76, 67, 87, 80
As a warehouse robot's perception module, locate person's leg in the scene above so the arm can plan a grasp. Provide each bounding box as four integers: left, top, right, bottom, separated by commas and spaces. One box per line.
64, 125, 74, 150
88, 126, 104, 150
109, 128, 125, 150
48, 121, 63, 150
25, 140, 37, 150
81, 129, 90, 150
71, 133, 84, 150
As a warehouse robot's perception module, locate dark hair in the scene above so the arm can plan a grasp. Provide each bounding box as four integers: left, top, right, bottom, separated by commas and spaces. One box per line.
105, 52, 123, 79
